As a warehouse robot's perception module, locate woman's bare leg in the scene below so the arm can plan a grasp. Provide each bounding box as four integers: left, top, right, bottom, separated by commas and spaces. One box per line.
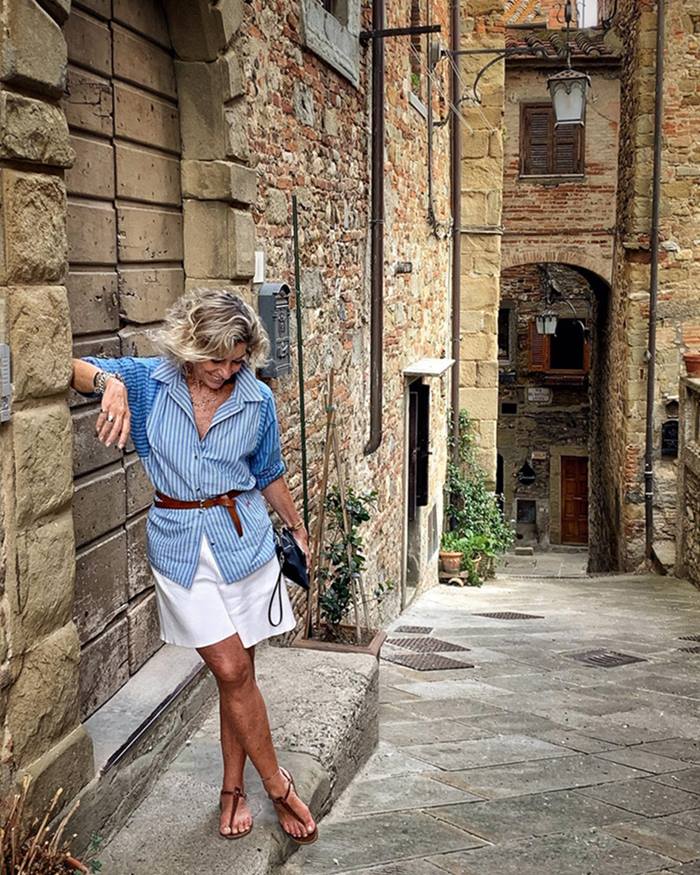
198, 633, 316, 839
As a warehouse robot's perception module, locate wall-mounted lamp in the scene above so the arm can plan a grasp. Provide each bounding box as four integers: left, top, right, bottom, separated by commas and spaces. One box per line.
547, 67, 591, 126
535, 312, 558, 335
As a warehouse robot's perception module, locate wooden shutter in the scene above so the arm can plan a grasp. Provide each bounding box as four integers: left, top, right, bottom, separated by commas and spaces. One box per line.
583, 335, 591, 373
553, 123, 583, 175
521, 105, 551, 175
529, 320, 550, 371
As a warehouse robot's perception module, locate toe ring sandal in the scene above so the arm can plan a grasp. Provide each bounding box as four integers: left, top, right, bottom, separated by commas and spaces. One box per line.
266, 767, 318, 846
219, 787, 252, 840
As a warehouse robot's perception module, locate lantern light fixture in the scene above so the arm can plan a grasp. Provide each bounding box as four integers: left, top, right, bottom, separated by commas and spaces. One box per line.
547, 67, 591, 126
536, 312, 558, 335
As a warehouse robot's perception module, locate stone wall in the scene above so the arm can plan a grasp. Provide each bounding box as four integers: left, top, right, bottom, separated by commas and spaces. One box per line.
498, 264, 592, 545
242, 0, 453, 623
676, 377, 700, 589
608, 0, 700, 569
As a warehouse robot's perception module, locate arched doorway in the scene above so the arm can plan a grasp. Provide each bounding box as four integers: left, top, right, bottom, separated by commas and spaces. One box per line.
63, 0, 184, 720
497, 261, 615, 569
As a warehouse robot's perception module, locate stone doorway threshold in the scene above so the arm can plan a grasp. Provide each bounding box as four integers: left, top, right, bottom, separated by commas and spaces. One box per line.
69, 645, 216, 855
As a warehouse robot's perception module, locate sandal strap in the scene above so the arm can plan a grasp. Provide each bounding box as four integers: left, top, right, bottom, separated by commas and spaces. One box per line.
221, 787, 246, 799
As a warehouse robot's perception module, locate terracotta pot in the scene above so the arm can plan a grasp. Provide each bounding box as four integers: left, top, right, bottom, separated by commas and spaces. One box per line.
684, 352, 700, 377
293, 624, 386, 658
439, 550, 463, 573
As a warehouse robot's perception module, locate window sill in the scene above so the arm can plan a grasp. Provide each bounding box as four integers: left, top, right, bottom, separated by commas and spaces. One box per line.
299, 0, 360, 87
518, 174, 586, 184
409, 91, 428, 120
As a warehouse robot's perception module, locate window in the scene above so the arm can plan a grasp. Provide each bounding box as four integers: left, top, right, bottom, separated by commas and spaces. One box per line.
520, 104, 584, 177
529, 319, 590, 374
516, 499, 537, 524
498, 306, 514, 362
301, 0, 360, 86
320, 0, 349, 25
410, 0, 423, 99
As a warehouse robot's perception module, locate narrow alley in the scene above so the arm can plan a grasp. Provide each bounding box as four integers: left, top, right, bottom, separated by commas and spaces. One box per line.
282, 559, 700, 875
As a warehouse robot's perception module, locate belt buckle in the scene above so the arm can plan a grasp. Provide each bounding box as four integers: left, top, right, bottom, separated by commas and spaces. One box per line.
199, 498, 206, 509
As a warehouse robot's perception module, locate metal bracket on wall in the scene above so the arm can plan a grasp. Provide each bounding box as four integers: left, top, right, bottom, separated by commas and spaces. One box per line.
360, 24, 441, 46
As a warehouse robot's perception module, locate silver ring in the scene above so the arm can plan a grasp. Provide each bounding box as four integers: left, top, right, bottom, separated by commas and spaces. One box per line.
107, 414, 115, 422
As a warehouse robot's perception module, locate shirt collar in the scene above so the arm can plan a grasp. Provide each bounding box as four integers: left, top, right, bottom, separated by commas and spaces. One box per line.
152, 358, 263, 403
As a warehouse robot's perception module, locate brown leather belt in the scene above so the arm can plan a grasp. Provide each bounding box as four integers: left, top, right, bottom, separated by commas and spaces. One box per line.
153, 489, 244, 537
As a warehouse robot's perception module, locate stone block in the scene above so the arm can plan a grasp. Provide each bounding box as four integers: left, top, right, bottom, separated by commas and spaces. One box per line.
14, 403, 73, 527
183, 199, 228, 278
175, 60, 226, 160
63, 66, 113, 137
230, 209, 255, 279
15, 513, 74, 647
461, 190, 489, 226
118, 325, 160, 357
125, 454, 152, 516
116, 142, 180, 206
114, 82, 180, 154
66, 134, 114, 199
66, 199, 116, 265
9, 286, 72, 401
181, 159, 256, 205
74, 0, 111, 18
460, 332, 497, 361
113, 23, 177, 100
118, 266, 184, 324
126, 513, 152, 599
67, 270, 119, 335
0, 170, 67, 284
72, 405, 121, 477
477, 360, 499, 389
163, 0, 244, 61
117, 205, 183, 263
0, 91, 73, 167
225, 101, 249, 162
73, 463, 126, 548
22, 727, 94, 826
64, 8, 111, 76
458, 387, 498, 420
222, 50, 244, 100
0, 0, 67, 95
79, 616, 129, 719
7, 623, 81, 766
74, 530, 128, 644
127, 591, 161, 673
36, 0, 70, 22
113, 0, 170, 48
462, 131, 489, 159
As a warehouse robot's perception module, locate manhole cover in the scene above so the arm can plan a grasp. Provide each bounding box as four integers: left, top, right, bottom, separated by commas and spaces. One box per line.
386, 637, 470, 653
680, 635, 700, 642
382, 651, 474, 671
570, 649, 647, 668
472, 612, 544, 620
394, 625, 434, 634
679, 646, 700, 654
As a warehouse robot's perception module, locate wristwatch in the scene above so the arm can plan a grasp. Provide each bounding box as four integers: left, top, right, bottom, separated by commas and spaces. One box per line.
93, 370, 125, 395
289, 520, 305, 532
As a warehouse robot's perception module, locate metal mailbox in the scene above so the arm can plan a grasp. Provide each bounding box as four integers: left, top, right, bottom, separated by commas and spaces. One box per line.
257, 282, 292, 379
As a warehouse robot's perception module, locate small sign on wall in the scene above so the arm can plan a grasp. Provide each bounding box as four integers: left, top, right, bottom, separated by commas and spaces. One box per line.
527, 387, 553, 403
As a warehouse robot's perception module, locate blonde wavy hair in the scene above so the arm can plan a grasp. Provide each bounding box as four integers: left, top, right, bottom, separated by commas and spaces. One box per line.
155, 288, 270, 368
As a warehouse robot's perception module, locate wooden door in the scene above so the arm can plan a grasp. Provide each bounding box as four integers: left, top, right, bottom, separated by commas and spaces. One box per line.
561, 456, 589, 544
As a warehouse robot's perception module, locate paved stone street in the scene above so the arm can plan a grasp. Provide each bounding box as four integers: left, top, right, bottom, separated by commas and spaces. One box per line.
281, 561, 700, 875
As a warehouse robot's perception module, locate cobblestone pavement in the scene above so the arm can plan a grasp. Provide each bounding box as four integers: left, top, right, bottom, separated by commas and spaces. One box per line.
281, 564, 700, 875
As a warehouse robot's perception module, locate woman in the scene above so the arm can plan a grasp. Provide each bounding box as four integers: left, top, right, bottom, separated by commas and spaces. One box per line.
71, 288, 318, 844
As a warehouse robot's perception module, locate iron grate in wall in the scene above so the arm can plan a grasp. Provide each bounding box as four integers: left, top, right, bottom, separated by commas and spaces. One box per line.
472, 612, 544, 620
679, 635, 700, 642
679, 646, 700, 654
386, 637, 470, 653
394, 625, 434, 634
382, 651, 474, 672
569, 649, 647, 668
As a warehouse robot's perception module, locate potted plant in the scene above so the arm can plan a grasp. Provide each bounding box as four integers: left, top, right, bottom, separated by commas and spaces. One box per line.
440, 530, 466, 573
294, 486, 389, 657
1, 776, 93, 873
683, 351, 700, 378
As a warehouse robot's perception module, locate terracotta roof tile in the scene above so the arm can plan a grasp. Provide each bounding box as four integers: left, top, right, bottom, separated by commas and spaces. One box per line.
505, 27, 622, 61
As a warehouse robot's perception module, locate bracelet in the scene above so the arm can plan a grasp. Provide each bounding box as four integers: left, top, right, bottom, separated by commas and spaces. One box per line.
288, 520, 305, 532
93, 370, 125, 395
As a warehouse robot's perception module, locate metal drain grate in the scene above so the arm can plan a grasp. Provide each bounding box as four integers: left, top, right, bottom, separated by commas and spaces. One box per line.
472, 612, 544, 620
570, 649, 647, 668
386, 637, 470, 653
679, 646, 700, 654
394, 625, 434, 634
680, 635, 700, 642
382, 651, 474, 671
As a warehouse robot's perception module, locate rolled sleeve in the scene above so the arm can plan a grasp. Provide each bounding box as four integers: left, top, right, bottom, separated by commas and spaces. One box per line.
250, 391, 286, 490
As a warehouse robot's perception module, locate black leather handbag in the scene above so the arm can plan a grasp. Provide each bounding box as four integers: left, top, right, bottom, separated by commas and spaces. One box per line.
268, 527, 309, 627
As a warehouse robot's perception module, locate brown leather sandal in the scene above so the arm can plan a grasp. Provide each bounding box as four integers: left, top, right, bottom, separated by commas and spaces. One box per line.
219, 787, 252, 840
264, 767, 319, 845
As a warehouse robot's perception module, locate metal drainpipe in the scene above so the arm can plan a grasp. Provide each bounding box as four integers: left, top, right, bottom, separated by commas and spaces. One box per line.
450, 0, 461, 462
365, 0, 385, 455
644, 0, 665, 562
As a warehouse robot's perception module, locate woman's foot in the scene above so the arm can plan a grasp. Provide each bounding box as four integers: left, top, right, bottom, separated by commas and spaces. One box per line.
219, 787, 253, 839
263, 768, 318, 843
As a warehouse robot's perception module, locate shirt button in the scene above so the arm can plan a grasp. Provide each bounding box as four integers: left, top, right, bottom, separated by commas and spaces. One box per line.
196, 487, 201, 493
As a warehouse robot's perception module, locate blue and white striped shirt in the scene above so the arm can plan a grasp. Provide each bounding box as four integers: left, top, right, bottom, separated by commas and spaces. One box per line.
82, 356, 286, 589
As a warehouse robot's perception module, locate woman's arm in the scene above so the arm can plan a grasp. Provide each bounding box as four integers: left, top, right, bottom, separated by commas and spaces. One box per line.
71, 358, 131, 450
261, 477, 309, 563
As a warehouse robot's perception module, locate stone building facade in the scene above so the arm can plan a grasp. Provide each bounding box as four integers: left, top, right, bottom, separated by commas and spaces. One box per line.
0, 0, 453, 823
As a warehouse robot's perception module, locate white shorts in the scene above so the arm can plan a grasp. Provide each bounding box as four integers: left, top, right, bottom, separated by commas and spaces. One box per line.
152, 536, 297, 649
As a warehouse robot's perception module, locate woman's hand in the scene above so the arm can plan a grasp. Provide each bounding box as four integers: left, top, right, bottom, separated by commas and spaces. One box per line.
96, 377, 131, 449
292, 526, 310, 567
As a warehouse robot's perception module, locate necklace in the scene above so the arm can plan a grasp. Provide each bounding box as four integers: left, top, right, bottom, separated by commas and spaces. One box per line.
185, 369, 234, 413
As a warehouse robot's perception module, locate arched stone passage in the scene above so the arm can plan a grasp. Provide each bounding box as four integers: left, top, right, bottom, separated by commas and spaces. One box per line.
502, 247, 612, 286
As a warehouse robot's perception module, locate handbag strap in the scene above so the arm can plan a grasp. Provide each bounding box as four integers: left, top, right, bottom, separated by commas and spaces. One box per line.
268, 566, 284, 628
